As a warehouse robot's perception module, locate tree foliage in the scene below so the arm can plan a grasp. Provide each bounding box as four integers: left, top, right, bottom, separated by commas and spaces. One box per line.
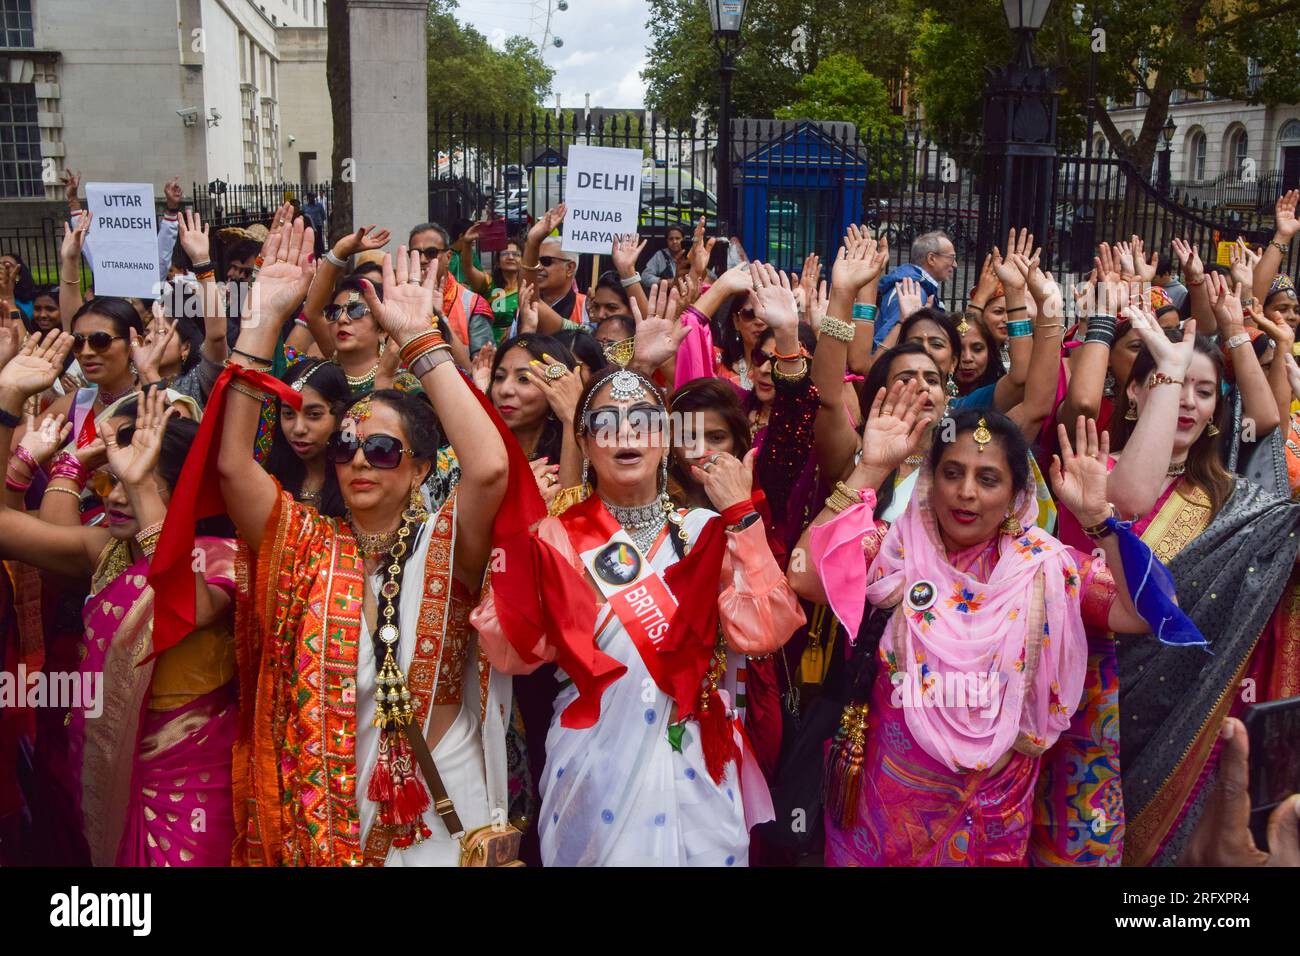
775, 53, 903, 134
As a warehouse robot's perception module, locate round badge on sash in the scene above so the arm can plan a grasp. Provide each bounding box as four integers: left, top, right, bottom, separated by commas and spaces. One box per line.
905, 580, 937, 612
593, 541, 642, 587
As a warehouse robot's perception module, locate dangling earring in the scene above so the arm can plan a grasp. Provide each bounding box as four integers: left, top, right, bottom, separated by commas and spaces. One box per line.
1000, 499, 1022, 536
945, 372, 959, 398
1205, 423, 1220, 436
406, 485, 429, 523
580, 457, 590, 490
658, 454, 673, 513
1103, 370, 1116, 398
1124, 405, 1138, 421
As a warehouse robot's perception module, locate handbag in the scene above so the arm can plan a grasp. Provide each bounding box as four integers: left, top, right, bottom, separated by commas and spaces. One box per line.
402, 721, 525, 867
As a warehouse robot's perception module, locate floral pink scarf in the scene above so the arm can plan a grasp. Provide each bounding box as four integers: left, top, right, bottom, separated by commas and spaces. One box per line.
813, 469, 1087, 773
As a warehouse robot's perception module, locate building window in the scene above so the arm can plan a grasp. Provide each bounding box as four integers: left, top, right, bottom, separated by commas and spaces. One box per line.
1187, 130, 1207, 181
0, 0, 33, 49
1230, 128, 1249, 179
0, 83, 42, 197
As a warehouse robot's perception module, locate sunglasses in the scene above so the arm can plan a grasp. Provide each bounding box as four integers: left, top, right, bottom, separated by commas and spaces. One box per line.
324, 300, 371, 322
582, 405, 667, 438
537, 256, 571, 268
73, 331, 125, 352
415, 246, 448, 261
325, 432, 415, 469
88, 470, 121, 498
750, 347, 776, 369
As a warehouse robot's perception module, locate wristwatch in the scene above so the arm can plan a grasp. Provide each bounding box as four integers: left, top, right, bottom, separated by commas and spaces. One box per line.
727, 511, 761, 532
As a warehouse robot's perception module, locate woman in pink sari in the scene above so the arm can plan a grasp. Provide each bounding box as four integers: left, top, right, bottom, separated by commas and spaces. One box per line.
0, 333, 236, 866
790, 385, 1156, 866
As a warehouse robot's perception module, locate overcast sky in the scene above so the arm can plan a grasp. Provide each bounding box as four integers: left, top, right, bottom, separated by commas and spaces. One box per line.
457, 0, 652, 109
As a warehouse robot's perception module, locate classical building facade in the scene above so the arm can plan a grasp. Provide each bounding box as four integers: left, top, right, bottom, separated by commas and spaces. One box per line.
0, 0, 331, 224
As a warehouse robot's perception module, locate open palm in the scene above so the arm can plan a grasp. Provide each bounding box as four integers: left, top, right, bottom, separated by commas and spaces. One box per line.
750, 261, 798, 331
1051, 416, 1109, 523
0, 331, 72, 398
249, 216, 315, 325
859, 378, 931, 473
105, 388, 172, 487
361, 247, 437, 346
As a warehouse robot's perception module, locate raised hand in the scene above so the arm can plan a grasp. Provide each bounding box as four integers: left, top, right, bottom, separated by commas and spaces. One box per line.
972, 253, 999, 303
335, 224, 391, 259
471, 341, 495, 392
897, 275, 926, 321
359, 246, 437, 347
18, 412, 71, 468
0, 260, 16, 300
749, 261, 798, 332
1229, 237, 1260, 293
530, 457, 562, 505
62, 168, 81, 208
517, 280, 539, 333
1251, 307, 1294, 357
1274, 189, 1299, 242
689, 217, 715, 277
1125, 303, 1195, 377
130, 315, 177, 382
61, 213, 92, 266
1171, 237, 1205, 285
525, 351, 584, 424
529, 203, 566, 244
1114, 239, 1137, 279
630, 280, 688, 372
691, 448, 756, 512
105, 386, 175, 488
992, 241, 1026, 291
1285, 353, 1300, 403
0, 313, 22, 369
1208, 272, 1246, 337
611, 233, 646, 277
830, 226, 883, 291
857, 377, 933, 475
1131, 235, 1159, 283
1050, 416, 1111, 526
248, 214, 315, 326
0, 331, 74, 402
809, 278, 829, 333
73, 434, 108, 473
163, 176, 183, 211
177, 209, 210, 265
1095, 242, 1123, 286
798, 252, 821, 308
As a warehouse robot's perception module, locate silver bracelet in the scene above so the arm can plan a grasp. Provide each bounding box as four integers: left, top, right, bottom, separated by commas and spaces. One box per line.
323, 249, 348, 269
1226, 332, 1252, 350
620, 272, 641, 289
409, 346, 455, 378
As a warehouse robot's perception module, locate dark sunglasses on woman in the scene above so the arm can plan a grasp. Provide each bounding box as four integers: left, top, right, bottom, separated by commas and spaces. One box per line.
72, 331, 125, 352
750, 347, 776, 369
325, 432, 415, 469
324, 300, 371, 322
583, 405, 667, 439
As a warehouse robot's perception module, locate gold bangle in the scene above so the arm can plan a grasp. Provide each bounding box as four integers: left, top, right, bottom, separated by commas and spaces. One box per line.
771, 357, 809, 383
820, 316, 856, 343
229, 380, 268, 401
43, 485, 82, 500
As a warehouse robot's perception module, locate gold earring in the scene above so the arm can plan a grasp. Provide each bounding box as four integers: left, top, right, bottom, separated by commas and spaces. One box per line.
1000, 511, 1022, 535
406, 485, 428, 522
1206, 423, 1220, 436
1124, 406, 1138, 421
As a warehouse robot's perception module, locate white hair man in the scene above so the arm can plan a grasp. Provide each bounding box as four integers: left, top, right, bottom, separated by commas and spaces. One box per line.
873, 230, 956, 346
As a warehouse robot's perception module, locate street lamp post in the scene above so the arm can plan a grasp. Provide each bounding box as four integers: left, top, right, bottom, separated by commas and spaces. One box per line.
708, 0, 747, 237
1158, 116, 1176, 195
980, 0, 1058, 264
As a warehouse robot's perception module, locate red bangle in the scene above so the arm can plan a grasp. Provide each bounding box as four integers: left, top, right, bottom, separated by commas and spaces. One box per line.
720, 501, 755, 526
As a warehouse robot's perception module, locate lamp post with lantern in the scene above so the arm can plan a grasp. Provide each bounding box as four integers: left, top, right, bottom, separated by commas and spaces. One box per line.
708, 0, 746, 237
1158, 115, 1176, 195
980, 0, 1059, 266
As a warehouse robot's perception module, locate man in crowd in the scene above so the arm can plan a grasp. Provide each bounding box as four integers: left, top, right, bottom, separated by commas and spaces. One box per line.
410, 220, 494, 356
1154, 254, 1189, 311
873, 229, 955, 345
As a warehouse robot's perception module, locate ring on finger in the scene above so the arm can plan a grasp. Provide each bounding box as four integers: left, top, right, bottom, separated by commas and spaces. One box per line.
544, 363, 567, 381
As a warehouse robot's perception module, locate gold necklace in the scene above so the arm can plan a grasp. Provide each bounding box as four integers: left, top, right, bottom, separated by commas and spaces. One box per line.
904, 454, 925, 466
349, 515, 401, 557
337, 358, 380, 391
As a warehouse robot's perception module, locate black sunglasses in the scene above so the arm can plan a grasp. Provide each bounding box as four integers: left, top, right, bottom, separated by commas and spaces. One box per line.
324, 300, 371, 322
583, 405, 667, 438
414, 246, 447, 260
326, 432, 415, 469
537, 255, 571, 268
73, 331, 124, 352
750, 347, 775, 369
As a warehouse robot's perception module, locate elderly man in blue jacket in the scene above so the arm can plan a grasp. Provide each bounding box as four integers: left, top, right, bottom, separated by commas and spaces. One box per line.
873, 230, 957, 346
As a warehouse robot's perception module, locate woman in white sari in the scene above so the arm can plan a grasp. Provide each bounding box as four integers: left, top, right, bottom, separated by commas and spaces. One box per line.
471, 281, 805, 864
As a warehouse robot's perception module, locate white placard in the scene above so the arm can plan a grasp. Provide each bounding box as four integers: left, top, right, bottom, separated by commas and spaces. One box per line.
561, 145, 643, 255
86, 182, 161, 297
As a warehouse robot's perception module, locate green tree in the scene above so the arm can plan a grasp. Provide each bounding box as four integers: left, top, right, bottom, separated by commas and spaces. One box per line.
426, 2, 554, 128
909, 0, 1300, 173
775, 53, 903, 135
643, 0, 911, 128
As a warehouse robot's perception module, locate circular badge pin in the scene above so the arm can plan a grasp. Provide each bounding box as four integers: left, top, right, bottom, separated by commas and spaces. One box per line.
905, 580, 937, 612
593, 542, 642, 587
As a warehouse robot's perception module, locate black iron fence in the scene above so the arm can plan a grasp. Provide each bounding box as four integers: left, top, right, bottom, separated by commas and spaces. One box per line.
1171, 169, 1293, 216
430, 113, 987, 307
0, 220, 68, 287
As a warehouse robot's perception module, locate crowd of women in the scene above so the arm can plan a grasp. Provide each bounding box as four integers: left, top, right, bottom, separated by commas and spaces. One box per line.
1, 181, 1298, 868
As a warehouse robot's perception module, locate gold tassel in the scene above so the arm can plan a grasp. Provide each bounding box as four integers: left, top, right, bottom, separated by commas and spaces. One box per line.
824, 702, 869, 830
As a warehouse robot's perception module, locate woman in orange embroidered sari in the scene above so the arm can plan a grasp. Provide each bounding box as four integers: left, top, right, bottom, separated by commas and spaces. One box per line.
192, 218, 512, 866
0, 336, 237, 866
